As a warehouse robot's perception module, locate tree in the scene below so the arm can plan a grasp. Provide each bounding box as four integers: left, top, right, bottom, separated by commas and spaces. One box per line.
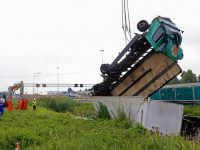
181, 71, 186, 78
198, 75, 200, 82
180, 69, 197, 83
168, 77, 179, 85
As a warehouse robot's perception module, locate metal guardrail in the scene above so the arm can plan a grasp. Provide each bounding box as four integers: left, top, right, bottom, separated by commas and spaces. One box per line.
161, 82, 200, 88
160, 100, 200, 105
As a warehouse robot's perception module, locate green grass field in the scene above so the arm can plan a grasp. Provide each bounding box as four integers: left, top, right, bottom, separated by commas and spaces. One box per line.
0, 98, 200, 150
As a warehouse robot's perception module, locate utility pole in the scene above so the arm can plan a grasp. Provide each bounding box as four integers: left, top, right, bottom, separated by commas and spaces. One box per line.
37, 75, 39, 94
57, 67, 59, 94
33, 72, 41, 98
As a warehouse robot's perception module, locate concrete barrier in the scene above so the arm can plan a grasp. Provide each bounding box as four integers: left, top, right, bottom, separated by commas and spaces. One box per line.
92, 96, 184, 135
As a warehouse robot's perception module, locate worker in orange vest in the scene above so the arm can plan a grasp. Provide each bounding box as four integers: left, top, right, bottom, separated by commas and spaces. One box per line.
18, 99, 23, 110
7, 96, 13, 111
24, 99, 29, 110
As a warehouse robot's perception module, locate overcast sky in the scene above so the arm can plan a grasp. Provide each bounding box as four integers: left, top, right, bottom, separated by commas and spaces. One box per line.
0, 0, 200, 95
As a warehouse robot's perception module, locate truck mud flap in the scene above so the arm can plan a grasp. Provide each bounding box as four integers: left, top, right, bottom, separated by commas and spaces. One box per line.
111, 52, 182, 98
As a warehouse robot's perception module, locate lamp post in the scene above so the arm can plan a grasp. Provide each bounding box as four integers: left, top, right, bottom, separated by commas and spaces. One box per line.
100, 50, 104, 64
37, 75, 39, 94
33, 72, 41, 98
57, 67, 59, 93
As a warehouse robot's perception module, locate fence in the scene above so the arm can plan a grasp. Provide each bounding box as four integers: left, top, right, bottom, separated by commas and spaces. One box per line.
150, 82, 200, 105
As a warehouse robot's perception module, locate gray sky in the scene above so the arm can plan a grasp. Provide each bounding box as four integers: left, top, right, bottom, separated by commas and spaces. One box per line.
0, 0, 200, 94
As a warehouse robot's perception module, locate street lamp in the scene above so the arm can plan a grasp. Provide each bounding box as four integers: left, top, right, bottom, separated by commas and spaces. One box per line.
37, 75, 39, 94
100, 50, 104, 64
57, 67, 59, 93
33, 72, 41, 98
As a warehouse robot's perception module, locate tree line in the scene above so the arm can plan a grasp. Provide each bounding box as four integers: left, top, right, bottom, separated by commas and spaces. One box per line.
168, 69, 200, 85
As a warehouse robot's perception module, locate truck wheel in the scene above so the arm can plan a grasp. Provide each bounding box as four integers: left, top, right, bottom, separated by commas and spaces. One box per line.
100, 64, 110, 74
137, 20, 149, 32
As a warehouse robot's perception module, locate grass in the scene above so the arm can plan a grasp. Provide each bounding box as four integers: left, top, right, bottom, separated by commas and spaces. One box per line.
184, 105, 200, 116
37, 97, 81, 112
0, 98, 200, 149
95, 102, 111, 120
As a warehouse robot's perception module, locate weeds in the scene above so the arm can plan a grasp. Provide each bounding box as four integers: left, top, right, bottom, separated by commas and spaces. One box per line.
184, 105, 200, 116
110, 100, 132, 121
38, 97, 80, 112
95, 102, 111, 120
133, 123, 148, 134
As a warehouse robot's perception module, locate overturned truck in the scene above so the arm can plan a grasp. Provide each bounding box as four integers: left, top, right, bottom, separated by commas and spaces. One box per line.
90, 16, 183, 98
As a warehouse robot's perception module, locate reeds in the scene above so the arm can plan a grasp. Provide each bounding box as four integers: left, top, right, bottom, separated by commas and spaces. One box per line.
38, 97, 81, 112
95, 102, 111, 119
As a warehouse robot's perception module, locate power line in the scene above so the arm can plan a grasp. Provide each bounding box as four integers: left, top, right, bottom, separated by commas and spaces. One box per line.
0, 59, 97, 67
0, 70, 97, 78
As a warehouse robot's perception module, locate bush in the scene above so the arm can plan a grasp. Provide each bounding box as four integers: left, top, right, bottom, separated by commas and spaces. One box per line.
133, 123, 148, 134
95, 102, 111, 120
38, 97, 81, 112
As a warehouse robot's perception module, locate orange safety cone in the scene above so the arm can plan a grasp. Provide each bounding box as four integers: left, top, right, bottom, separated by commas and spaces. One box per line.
15, 142, 18, 150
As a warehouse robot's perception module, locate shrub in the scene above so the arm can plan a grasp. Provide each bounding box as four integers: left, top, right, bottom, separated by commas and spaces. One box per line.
95, 102, 111, 120
133, 123, 148, 134
38, 97, 80, 112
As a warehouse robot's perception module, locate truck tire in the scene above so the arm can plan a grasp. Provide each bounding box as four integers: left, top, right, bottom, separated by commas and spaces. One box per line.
137, 20, 149, 32
100, 64, 110, 74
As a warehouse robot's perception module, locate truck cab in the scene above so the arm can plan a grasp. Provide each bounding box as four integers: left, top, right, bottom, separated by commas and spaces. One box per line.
143, 16, 183, 62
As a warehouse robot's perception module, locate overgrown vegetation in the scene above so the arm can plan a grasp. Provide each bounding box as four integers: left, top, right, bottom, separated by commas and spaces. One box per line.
1, 98, 200, 149
184, 105, 200, 116
37, 97, 81, 112
95, 102, 111, 120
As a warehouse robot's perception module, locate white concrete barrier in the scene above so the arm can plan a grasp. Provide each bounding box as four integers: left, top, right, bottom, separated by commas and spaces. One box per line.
92, 96, 184, 135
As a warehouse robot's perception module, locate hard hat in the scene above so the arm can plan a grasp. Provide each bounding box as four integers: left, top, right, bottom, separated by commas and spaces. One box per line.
34, 98, 36, 100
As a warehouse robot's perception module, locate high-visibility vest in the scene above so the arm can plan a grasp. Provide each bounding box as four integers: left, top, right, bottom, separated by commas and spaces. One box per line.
32, 101, 36, 106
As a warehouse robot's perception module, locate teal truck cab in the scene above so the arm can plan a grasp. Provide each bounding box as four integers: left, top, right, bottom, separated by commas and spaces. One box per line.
137, 16, 183, 62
